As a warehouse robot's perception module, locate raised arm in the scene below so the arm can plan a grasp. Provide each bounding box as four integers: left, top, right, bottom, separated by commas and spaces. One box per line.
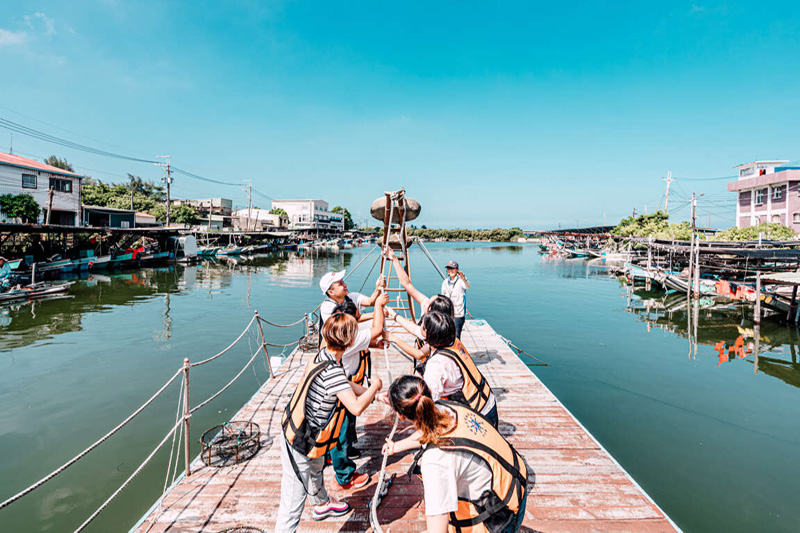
369, 292, 388, 340
360, 274, 386, 307
337, 376, 383, 416
385, 248, 429, 306
385, 305, 423, 338
386, 331, 428, 362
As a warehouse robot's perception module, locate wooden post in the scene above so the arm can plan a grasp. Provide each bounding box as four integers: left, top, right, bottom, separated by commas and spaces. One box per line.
787, 285, 798, 323
254, 311, 274, 377
45, 187, 54, 225
182, 358, 191, 477
754, 270, 762, 326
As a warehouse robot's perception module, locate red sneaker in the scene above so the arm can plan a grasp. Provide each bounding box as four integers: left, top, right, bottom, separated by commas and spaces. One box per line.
332, 472, 370, 490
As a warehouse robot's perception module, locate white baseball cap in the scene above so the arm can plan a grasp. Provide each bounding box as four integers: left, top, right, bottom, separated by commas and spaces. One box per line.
319, 270, 346, 294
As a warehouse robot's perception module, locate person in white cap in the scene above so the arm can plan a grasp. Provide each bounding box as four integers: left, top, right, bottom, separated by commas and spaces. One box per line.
318, 270, 384, 328
441, 260, 469, 338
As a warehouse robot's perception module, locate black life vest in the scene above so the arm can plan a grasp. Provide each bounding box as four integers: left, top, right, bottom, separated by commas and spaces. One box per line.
281, 355, 347, 458
411, 401, 528, 533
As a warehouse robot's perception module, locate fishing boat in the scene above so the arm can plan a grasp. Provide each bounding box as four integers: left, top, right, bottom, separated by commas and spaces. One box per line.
37, 258, 77, 275
197, 246, 222, 257
0, 282, 72, 304
138, 251, 173, 266
218, 245, 244, 256
280, 243, 298, 251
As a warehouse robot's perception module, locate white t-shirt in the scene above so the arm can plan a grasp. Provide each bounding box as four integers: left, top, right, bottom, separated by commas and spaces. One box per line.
424, 348, 496, 416
341, 328, 371, 377
441, 278, 468, 318
320, 291, 367, 324
419, 407, 493, 516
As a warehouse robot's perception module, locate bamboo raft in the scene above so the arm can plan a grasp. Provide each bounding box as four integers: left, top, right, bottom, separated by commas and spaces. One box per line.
133, 320, 679, 532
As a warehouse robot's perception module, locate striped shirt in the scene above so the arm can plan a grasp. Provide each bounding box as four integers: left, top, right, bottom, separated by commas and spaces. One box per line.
305, 349, 351, 428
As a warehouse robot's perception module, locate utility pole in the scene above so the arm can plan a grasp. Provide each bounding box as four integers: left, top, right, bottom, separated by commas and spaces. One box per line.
243, 180, 253, 231
156, 156, 172, 226
690, 192, 698, 298
632, 207, 637, 218
662, 171, 675, 214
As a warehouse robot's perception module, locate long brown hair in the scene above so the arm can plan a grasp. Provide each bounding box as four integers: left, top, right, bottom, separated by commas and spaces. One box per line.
389, 375, 453, 447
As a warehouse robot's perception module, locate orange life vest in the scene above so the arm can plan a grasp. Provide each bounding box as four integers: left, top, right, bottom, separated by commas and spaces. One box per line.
412, 401, 528, 533
432, 341, 493, 414
281, 356, 347, 458
349, 348, 372, 386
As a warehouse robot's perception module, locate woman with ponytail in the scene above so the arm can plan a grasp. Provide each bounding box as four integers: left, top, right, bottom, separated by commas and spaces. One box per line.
384, 376, 528, 533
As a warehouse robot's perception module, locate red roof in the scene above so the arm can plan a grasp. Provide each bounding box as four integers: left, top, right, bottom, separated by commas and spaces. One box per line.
0, 152, 83, 178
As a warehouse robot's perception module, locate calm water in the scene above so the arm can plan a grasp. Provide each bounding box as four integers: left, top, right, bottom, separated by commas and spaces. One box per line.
1, 243, 799, 532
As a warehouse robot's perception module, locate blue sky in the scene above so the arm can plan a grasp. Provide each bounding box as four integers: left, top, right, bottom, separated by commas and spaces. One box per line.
1, 1, 799, 229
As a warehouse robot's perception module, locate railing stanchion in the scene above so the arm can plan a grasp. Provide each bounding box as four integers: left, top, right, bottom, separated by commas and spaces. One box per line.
182, 358, 191, 477
255, 311, 274, 377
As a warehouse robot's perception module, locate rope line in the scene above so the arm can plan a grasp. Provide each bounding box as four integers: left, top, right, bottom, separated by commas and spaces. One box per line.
256, 315, 306, 328
499, 335, 549, 366
190, 316, 257, 367
0, 368, 182, 511
264, 340, 300, 348
190, 347, 263, 414
74, 419, 183, 533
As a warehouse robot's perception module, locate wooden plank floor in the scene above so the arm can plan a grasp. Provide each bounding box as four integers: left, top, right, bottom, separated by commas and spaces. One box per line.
133, 320, 679, 532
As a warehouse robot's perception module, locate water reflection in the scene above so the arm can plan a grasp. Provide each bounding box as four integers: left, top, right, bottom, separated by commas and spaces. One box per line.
0, 251, 338, 353
625, 284, 800, 389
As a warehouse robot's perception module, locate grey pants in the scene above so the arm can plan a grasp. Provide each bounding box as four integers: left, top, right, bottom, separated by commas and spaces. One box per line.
274, 437, 329, 533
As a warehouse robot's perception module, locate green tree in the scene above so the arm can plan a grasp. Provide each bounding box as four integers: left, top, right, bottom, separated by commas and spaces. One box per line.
331, 206, 354, 230
716, 223, 796, 241
170, 204, 198, 225
43, 155, 74, 172
269, 207, 288, 218
0, 193, 40, 223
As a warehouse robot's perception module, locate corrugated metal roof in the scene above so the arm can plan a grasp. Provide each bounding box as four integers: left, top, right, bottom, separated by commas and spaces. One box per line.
761, 271, 800, 285
0, 152, 83, 178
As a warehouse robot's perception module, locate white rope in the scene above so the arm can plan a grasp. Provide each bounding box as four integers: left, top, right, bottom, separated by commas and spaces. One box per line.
190, 347, 263, 414
415, 237, 447, 280
257, 315, 306, 328
370, 191, 402, 533
74, 419, 183, 533
0, 368, 182, 511
190, 315, 257, 367
162, 378, 185, 494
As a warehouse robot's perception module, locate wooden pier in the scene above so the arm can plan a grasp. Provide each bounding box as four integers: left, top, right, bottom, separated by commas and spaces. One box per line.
133, 320, 679, 532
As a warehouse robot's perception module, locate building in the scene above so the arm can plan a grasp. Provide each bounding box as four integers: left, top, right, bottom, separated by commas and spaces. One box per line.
83, 205, 136, 228
172, 198, 233, 229
232, 208, 288, 231
0, 152, 83, 225
728, 160, 800, 228
135, 212, 160, 227
271, 199, 344, 232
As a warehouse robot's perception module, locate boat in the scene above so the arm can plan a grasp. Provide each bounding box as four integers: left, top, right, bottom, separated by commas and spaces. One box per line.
218, 245, 244, 256
138, 251, 173, 266
197, 246, 222, 257
166, 235, 199, 263
0, 282, 72, 304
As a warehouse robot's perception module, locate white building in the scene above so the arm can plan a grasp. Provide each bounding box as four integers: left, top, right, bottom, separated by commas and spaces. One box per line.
727, 160, 800, 228
232, 208, 288, 230
0, 152, 83, 225
271, 199, 344, 232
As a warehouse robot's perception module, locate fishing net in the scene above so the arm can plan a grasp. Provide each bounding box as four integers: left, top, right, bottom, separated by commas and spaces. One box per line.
200, 421, 261, 467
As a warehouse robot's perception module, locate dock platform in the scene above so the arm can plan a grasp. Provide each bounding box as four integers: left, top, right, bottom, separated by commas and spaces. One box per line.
134, 320, 679, 532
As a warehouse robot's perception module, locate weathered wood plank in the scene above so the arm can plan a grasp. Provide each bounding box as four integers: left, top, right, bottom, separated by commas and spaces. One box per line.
133, 320, 678, 532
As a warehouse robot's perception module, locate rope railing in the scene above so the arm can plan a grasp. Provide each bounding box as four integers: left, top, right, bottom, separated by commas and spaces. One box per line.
256, 315, 306, 328
189, 315, 257, 367
0, 367, 183, 511
74, 418, 183, 533
190, 347, 264, 414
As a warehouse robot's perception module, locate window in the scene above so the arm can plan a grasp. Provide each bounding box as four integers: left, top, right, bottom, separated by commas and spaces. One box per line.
755, 188, 765, 205
22, 174, 37, 189
794, 213, 800, 223
49, 178, 72, 193
772, 186, 783, 200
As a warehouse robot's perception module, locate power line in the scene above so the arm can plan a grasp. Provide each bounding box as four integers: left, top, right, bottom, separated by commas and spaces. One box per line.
0, 117, 158, 164
171, 166, 239, 186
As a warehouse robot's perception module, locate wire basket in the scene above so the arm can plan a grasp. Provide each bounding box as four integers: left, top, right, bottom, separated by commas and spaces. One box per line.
200, 421, 261, 467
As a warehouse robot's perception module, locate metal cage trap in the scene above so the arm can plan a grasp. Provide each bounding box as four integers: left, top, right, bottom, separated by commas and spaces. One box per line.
200, 421, 261, 467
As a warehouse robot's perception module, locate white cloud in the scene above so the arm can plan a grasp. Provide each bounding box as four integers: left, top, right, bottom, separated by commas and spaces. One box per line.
0, 28, 27, 46
25, 12, 57, 35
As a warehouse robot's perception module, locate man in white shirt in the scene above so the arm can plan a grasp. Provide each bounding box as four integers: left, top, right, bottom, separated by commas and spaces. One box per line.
318, 269, 384, 328
441, 260, 470, 338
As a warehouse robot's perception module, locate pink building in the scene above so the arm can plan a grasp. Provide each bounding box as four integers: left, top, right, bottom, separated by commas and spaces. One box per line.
728, 160, 800, 229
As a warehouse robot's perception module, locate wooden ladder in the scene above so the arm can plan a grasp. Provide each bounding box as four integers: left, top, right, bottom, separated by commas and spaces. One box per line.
379, 191, 417, 328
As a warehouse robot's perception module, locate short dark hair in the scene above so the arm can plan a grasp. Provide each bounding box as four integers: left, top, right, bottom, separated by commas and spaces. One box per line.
428, 295, 454, 318
333, 298, 359, 318
422, 311, 456, 349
